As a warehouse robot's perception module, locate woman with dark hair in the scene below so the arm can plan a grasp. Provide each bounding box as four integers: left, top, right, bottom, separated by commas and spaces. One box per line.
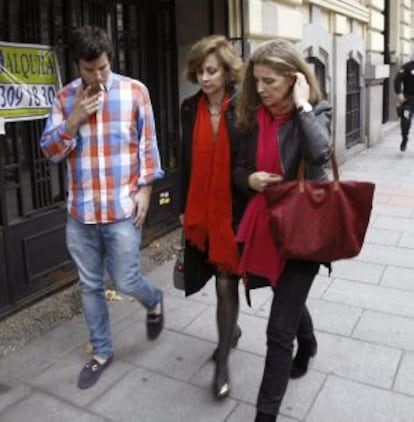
179, 34, 244, 400
233, 38, 332, 421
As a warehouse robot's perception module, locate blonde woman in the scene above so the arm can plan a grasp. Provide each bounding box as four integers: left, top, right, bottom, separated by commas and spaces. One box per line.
233, 39, 332, 421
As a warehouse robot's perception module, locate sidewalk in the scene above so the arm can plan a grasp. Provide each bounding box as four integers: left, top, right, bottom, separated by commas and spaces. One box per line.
1, 123, 414, 422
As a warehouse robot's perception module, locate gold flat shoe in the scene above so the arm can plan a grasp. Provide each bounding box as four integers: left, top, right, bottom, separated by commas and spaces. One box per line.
215, 382, 230, 399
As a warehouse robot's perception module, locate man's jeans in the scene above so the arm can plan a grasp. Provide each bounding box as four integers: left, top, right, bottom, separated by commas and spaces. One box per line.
256, 261, 319, 416
66, 215, 161, 360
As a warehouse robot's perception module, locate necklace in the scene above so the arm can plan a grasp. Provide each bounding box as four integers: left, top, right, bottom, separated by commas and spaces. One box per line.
208, 108, 222, 116
207, 92, 236, 116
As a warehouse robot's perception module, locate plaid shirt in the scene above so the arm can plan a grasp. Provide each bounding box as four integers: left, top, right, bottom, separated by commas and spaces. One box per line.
40, 72, 164, 223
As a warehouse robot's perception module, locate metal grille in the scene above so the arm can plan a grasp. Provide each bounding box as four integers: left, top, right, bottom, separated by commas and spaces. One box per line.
226, 0, 246, 59
306, 57, 326, 99
346, 59, 361, 148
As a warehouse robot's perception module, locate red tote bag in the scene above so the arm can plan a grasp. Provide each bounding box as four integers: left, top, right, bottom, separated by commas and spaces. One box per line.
263, 152, 375, 262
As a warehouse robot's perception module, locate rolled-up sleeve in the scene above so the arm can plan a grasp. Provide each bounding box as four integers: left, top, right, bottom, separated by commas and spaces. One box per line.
136, 84, 164, 185
39, 96, 77, 163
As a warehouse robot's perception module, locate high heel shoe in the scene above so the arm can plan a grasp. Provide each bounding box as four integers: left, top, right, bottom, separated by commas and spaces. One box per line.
212, 325, 242, 361
290, 334, 317, 379
213, 363, 230, 400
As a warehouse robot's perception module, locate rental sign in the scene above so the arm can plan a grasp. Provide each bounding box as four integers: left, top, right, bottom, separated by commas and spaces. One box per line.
0, 41, 61, 125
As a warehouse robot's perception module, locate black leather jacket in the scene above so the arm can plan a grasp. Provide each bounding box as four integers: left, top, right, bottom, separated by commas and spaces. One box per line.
233, 100, 332, 201
232, 101, 333, 296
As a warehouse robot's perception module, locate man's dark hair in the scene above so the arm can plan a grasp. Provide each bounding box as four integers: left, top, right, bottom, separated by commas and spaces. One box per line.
70, 25, 113, 63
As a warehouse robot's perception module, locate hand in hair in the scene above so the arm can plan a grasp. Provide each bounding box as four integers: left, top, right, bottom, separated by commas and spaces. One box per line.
292, 72, 310, 108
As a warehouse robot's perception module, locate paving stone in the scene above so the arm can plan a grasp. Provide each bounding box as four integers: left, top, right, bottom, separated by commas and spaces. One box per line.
228, 312, 267, 356
364, 227, 402, 246
307, 298, 362, 336
0, 391, 104, 422
380, 266, 414, 291
374, 215, 414, 234
308, 274, 332, 299
0, 319, 87, 387
324, 278, 414, 318
184, 306, 268, 357
104, 297, 144, 325
115, 324, 213, 382
390, 195, 414, 207
330, 260, 384, 284
281, 370, 326, 420
358, 242, 414, 269
181, 306, 219, 343
239, 286, 273, 316
28, 349, 132, 407
313, 332, 401, 388
400, 232, 414, 248
0, 385, 31, 413
307, 376, 414, 422
394, 352, 414, 396
145, 259, 176, 293
353, 310, 414, 351
226, 403, 257, 422
372, 204, 413, 218
90, 366, 237, 422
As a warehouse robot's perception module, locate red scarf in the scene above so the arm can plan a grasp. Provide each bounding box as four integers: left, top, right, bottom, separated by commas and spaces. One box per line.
184, 94, 239, 274
236, 107, 290, 287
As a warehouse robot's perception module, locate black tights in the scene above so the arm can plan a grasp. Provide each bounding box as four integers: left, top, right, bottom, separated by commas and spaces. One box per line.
214, 274, 239, 380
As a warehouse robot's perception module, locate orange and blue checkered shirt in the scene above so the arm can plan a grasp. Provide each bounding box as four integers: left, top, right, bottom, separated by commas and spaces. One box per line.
40, 72, 164, 224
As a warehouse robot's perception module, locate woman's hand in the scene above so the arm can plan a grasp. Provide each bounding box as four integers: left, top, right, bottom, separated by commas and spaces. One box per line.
292, 72, 310, 108
248, 171, 282, 192
179, 214, 184, 225
396, 93, 406, 105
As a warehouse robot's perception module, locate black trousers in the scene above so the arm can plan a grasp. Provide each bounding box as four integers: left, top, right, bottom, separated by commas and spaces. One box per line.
399, 101, 414, 139
256, 260, 319, 417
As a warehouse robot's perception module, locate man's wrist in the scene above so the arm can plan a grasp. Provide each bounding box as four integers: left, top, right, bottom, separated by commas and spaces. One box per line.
65, 115, 81, 137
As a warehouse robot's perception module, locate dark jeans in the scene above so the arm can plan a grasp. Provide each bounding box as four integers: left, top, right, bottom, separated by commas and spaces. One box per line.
256, 260, 319, 417
399, 101, 414, 139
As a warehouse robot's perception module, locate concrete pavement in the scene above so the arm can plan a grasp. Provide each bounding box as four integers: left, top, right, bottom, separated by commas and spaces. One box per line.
1, 122, 414, 422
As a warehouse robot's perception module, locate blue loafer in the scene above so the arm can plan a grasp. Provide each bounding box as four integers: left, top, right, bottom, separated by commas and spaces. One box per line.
77, 355, 113, 389
147, 290, 164, 341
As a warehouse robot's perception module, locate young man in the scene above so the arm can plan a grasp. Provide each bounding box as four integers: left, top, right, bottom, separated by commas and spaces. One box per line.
40, 25, 165, 389
394, 59, 414, 152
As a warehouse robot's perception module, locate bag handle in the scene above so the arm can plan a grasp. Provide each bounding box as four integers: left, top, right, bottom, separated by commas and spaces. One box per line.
297, 149, 340, 192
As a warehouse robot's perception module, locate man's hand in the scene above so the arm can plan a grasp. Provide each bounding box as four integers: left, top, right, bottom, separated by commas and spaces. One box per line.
248, 171, 282, 192
133, 185, 152, 228
65, 86, 101, 136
